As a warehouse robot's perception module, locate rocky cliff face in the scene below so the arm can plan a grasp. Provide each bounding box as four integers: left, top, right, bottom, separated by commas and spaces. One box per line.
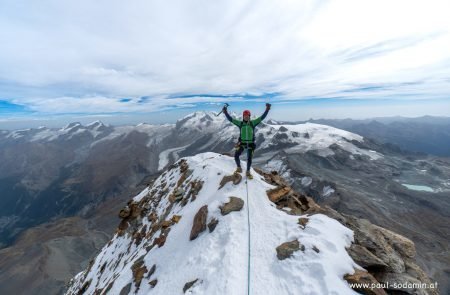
65, 153, 437, 295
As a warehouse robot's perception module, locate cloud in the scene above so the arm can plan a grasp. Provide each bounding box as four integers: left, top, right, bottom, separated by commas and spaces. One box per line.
0, 0, 449, 116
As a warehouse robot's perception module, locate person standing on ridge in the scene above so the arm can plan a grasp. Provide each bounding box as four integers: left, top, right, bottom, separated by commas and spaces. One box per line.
223, 103, 271, 179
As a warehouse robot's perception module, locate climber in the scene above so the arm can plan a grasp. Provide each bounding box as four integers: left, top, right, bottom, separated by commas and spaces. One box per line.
223, 103, 271, 179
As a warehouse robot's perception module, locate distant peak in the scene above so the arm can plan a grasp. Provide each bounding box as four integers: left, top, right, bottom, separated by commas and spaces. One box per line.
62, 122, 82, 130
179, 111, 213, 120
86, 120, 105, 127
266, 119, 280, 125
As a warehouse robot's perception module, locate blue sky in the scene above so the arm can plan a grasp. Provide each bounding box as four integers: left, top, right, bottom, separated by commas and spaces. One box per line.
1, 0, 449, 128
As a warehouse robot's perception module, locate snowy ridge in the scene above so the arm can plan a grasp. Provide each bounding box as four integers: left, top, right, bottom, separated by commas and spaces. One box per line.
179, 111, 383, 160
5, 121, 110, 142
259, 122, 382, 160
3, 111, 382, 161
66, 152, 359, 295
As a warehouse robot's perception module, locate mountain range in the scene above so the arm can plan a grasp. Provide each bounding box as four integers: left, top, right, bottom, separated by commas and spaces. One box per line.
0, 112, 448, 294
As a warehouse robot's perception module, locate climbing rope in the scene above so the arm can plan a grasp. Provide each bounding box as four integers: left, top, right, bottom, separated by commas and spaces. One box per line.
245, 178, 251, 295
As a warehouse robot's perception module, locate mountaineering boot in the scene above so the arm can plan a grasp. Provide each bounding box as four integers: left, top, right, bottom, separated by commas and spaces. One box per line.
234, 167, 242, 175
246, 170, 253, 179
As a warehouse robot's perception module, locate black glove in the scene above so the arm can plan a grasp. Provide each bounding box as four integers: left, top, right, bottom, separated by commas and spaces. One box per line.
266, 103, 271, 110
222, 105, 228, 112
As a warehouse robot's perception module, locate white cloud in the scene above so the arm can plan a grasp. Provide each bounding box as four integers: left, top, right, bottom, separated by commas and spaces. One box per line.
0, 0, 449, 114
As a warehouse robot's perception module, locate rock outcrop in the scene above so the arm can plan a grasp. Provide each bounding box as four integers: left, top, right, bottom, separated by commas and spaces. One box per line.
190, 205, 208, 241
258, 168, 438, 295
220, 197, 244, 215
276, 240, 304, 260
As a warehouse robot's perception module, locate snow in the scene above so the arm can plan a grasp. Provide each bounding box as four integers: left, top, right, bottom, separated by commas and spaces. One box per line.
178, 111, 227, 134
322, 186, 335, 197
263, 158, 292, 183
66, 152, 359, 295
158, 145, 189, 171
86, 120, 105, 128
63, 122, 82, 131
90, 124, 172, 148
7, 131, 25, 139
402, 184, 434, 192
4, 112, 383, 164
67, 128, 88, 139
258, 122, 383, 160
301, 177, 313, 187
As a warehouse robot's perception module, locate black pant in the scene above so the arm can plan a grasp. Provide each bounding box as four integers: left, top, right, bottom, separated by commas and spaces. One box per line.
235, 143, 255, 171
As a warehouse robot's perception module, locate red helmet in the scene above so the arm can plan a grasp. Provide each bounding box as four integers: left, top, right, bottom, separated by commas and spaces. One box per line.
243, 110, 251, 117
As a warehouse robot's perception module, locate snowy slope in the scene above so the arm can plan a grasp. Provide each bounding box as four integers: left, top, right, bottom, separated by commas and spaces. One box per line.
258, 122, 382, 160
179, 111, 383, 160
66, 152, 359, 295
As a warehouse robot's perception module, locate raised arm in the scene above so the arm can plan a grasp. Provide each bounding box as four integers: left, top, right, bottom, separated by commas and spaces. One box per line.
252, 103, 271, 126
223, 107, 241, 126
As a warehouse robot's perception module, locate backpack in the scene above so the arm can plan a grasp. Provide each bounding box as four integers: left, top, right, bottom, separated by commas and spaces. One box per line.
238, 120, 256, 147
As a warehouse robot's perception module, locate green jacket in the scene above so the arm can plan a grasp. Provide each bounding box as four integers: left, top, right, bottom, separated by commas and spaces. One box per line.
224, 109, 269, 143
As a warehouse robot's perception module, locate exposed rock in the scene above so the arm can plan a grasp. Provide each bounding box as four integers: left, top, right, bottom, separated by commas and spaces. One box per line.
375, 271, 436, 295
146, 264, 156, 279
117, 220, 129, 236
133, 225, 148, 246
167, 160, 191, 203
312, 245, 320, 253
183, 279, 199, 293
171, 215, 182, 224
190, 205, 208, 240
119, 283, 132, 295
306, 208, 438, 295
173, 187, 185, 202
153, 234, 167, 247
257, 165, 437, 294
119, 206, 131, 218
179, 159, 189, 173
176, 171, 189, 188
99, 262, 107, 274
298, 217, 309, 228
129, 202, 142, 218
149, 279, 158, 288
148, 212, 158, 223
374, 225, 416, 259
160, 220, 172, 228
347, 244, 388, 272
351, 218, 408, 273
267, 186, 292, 203
219, 173, 242, 189
276, 240, 304, 260
220, 197, 244, 215
254, 169, 287, 187
131, 255, 148, 288
188, 180, 203, 202
78, 279, 92, 295
207, 218, 219, 233
175, 187, 184, 197
117, 201, 145, 237
344, 269, 386, 295
103, 281, 114, 294
150, 223, 160, 235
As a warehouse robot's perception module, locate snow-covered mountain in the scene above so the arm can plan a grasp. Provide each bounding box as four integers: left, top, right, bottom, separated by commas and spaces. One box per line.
65, 153, 436, 295
0, 112, 380, 220
1, 112, 449, 294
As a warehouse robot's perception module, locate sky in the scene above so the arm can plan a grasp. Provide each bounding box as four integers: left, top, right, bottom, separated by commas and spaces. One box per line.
0, 0, 449, 128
